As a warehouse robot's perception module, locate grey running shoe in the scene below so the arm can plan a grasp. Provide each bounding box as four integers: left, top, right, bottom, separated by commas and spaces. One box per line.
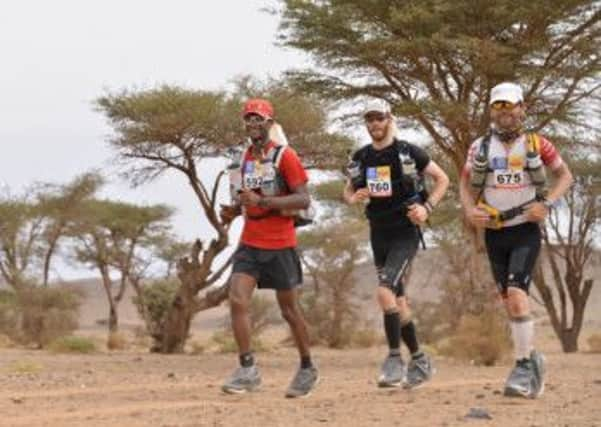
404, 353, 433, 389
285, 366, 319, 398
529, 350, 545, 398
504, 358, 533, 398
222, 365, 261, 394
378, 355, 406, 388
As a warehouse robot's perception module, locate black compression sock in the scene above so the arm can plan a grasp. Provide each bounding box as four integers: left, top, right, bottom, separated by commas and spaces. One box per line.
384, 310, 401, 353
400, 320, 420, 356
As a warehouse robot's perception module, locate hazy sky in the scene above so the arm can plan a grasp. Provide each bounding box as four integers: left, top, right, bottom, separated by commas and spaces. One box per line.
0, 0, 307, 279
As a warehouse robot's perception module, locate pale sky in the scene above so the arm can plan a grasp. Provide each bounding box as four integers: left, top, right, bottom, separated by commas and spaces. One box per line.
0, 0, 307, 280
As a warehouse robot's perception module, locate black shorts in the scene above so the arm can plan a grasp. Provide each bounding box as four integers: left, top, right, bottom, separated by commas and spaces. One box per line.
484, 222, 542, 296
370, 224, 419, 297
232, 244, 303, 291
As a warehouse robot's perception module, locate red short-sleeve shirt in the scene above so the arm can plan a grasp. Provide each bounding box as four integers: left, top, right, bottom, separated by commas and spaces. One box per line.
241, 141, 308, 249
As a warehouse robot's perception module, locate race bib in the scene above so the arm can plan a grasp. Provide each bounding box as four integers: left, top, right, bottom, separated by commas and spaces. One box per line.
366, 166, 392, 197
243, 161, 263, 189
493, 170, 524, 188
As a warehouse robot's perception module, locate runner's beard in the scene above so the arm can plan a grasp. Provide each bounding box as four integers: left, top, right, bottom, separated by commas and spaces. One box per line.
492, 119, 524, 143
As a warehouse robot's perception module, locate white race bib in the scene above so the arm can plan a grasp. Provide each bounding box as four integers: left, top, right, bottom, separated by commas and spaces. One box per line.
493, 170, 524, 188
366, 166, 392, 197
243, 160, 263, 190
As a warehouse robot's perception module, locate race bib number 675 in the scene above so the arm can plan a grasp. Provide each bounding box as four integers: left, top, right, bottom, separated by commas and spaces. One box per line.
493, 170, 523, 188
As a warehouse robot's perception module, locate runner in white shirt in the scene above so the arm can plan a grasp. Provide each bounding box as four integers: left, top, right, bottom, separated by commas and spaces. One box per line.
459, 82, 573, 399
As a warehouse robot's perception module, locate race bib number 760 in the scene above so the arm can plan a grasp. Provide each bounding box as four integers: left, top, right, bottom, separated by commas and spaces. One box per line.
366, 166, 392, 197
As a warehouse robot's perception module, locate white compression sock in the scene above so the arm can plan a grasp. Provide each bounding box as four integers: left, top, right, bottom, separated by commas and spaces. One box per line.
510, 316, 534, 360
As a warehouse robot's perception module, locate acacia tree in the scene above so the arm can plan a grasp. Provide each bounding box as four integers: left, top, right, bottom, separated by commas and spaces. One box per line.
276, 0, 601, 172
36, 173, 103, 287
0, 194, 45, 290
70, 199, 172, 335
96, 82, 354, 352
533, 156, 600, 352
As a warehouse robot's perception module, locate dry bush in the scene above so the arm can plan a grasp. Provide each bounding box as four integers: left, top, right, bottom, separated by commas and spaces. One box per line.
351, 328, 380, 348
438, 309, 511, 366
587, 333, 601, 353
212, 295, 280, 353
211, 330, 268, 354
107, 331, 129, 351
48, 336, 97, 354
0, 333, 14, 348
188, 340, 206, 355
0, 287, 81, 348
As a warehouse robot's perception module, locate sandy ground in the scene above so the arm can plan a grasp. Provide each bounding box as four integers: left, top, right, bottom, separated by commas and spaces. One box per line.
1, 252, 599, 427
0, 340, 599, 427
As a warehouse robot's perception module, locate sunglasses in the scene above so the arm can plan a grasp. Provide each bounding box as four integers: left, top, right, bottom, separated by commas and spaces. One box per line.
364, 114, 388, 123
491, 101, 521, 111
243, 114, 269, 124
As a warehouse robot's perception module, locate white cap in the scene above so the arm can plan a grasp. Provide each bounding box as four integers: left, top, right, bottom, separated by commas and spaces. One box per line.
363, 99, 391, 115
490, 82, 524, 105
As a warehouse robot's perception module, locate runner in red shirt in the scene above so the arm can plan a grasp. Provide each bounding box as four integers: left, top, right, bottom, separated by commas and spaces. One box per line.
220, 98, 318, 398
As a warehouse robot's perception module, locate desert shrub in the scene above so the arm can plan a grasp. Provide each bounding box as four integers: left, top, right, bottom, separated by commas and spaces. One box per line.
587, 332, 601, 353
107, 331, 129, 350
49, 336, 97, 354
211, 330, 268, 353
351, 328, 380, 348
0, 287, 81, 348
438, 310, 511, 366
131, 278, 179, 337
213, 295, 279, 353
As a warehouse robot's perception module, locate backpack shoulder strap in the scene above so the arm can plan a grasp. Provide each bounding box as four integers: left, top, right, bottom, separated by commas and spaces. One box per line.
272, 144, 287, 169
526, 132, 540, 153
393, 138, 411, 155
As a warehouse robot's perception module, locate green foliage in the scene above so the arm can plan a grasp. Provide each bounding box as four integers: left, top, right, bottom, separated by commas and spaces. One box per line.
278, 0, 601, 171
131, 278, 179, 337
48, 336, 97, 354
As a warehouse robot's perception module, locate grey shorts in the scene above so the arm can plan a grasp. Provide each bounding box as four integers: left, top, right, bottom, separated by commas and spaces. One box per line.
232, 244, 303, 290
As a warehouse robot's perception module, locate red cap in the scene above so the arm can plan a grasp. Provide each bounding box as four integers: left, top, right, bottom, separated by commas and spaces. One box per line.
242, 98, 274, 119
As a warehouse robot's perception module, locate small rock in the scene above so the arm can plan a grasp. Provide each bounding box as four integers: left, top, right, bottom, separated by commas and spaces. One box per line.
476, 394, 485, 399
167, 372, 176, 379
493, 390, 502, 395
444, 400, 452, 405
10, 397, 23, 404
593, 379, 601, 385
465, 407, 492, 420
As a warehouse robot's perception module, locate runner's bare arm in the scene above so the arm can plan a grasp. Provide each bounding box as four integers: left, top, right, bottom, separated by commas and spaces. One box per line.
545, 163, 573, 204
343, 179, 369, 205
422, 161, 449, 208
240, 184, 310, 210
459, 169, 477, 211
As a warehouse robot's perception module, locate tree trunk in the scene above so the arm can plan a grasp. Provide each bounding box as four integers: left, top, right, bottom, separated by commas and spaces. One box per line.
560, 329, 579, 353
157, 290, 194, 353
155, 239, 230, 353
99, 266, 119, 333
108, 305, 118, 333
